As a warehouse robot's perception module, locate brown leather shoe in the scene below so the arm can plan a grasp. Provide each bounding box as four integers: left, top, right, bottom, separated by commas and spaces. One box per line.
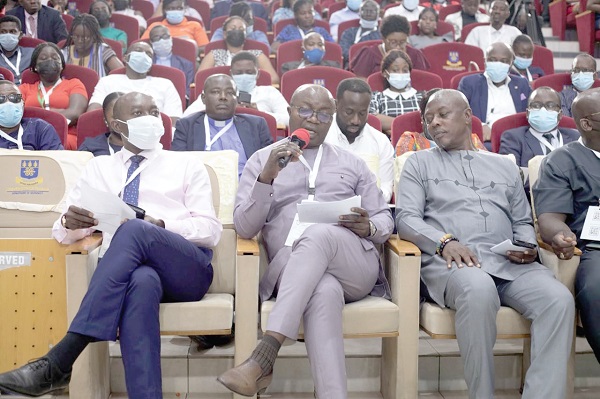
216, 358, 272, 397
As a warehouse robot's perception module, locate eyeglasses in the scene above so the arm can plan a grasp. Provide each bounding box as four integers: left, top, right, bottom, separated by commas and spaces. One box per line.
385, 39, 407, 47
529, 101, 561, 112
0, 93, 22, 104
71, 34, 92, 41
292, 106, 333, 123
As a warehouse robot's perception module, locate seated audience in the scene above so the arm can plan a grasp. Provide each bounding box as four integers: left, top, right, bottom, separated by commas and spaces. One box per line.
88, 41, 183, 125
78, 91, 124, 156
0, 91, 221, 399
211, 0, 269, 23
271, 0, 334, 53
325, 78, 394, 202
464, 0, 521, 51
0, 15, 34, 85
281, 31, 341, 74
408, 7, 453, 49
217, 84, 393, 398
444, 0, 489, 40
7, 0, 68, 43
142, 0, 209, 50
458, 42, 531, 144
328, 0, 360, 41
149, 25, 194, 99
49, 0, 79, 16
20, 42, 88, 150
397, 88, 574, 399
91, 0, 128, 50
419, 0, 460, 12
172, 74, 273, 177
63, 14, 124, 78
339, 0, 381, 65
534, 88, 600, 364
350, 15, 430, 77
272, 0, 322, 25
185, 51, 289, 126
499, 86, 579, 167
383, 0, 424, 21
510, 34, 544, 82
0, 80, 63, 150
211, 2, 269, 48
109, 0, 148, 32
151, 0, 205, 22
560, 53, 598, 117
395, 87, 486, 155
198, 16, 279, 84
369, 50, 424, 135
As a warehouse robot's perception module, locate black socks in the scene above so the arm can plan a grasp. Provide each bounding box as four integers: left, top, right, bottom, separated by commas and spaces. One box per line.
46, 332, 94, 374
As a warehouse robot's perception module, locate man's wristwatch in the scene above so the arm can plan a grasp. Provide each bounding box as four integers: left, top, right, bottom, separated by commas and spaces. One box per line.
368, 220, 377, 237
61, 214, 67, 228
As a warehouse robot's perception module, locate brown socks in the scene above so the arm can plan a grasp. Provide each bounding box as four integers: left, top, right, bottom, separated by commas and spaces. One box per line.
249, 334, 281, 378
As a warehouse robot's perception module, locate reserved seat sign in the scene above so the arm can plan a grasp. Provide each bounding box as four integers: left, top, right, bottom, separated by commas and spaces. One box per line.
0, 252, 31, 270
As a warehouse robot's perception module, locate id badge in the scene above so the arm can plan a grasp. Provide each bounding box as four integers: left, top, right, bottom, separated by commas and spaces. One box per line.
284, 213, 314, 247
580, 206, 600, 240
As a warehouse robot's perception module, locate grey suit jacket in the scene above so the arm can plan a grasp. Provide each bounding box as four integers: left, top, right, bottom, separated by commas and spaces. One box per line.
7, 5, 68, 44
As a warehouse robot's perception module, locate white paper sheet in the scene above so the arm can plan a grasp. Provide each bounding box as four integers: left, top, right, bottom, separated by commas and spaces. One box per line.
297, 195, 361, 224
581, 206, 600, 241
79, 183, 136, 234
490, 239, 535, 255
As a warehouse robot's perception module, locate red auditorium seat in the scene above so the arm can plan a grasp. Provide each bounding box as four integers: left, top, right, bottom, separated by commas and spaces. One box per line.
277, 39, 343, 76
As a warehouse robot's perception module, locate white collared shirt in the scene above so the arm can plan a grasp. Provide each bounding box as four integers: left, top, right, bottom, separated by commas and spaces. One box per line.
325, 120, 394, 202
464, 24, 522, 51
382, 87, 417, 100
383, 5, 424, 21
24, 11, 39, 38
445, 11, 490, 40
530, 127, 560, 155
484, 72, 516, 126
329, 7, 360, 41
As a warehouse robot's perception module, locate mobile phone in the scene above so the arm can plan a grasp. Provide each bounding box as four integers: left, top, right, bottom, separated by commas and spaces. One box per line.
126, 203, 146, 219
512, 240, 537, 250
238, 91, 252, 104
585, 241, 600, 251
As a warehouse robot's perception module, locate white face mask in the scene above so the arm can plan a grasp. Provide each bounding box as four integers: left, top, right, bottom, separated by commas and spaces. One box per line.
117, 115, 164, 150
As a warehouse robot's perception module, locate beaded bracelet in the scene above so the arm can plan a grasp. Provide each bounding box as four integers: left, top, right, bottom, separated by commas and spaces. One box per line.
436, 234, 459, 256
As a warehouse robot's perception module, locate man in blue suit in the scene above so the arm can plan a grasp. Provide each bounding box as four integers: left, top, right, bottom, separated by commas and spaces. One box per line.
458, 42, 531, 145
171, 74, 273, 177
7, 0, 68, 44
499, 86, 579, 167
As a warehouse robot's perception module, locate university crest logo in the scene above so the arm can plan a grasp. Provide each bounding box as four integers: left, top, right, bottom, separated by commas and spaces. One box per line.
443, 51, 465, 71
17, 159, 43, 185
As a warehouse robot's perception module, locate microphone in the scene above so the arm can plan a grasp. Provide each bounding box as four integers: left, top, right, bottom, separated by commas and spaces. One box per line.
278, 128, 311, 168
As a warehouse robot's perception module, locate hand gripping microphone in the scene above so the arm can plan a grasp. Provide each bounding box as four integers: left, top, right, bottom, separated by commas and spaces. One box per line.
278, 128, 311, 168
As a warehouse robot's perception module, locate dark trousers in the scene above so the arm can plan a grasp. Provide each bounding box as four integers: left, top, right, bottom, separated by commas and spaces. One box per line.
575, 250, 600, 363
69, 219, 213, 399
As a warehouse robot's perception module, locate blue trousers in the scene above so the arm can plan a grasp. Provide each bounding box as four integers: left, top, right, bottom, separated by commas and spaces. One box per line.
576, 250, 600, 362
69, 219, 213, 399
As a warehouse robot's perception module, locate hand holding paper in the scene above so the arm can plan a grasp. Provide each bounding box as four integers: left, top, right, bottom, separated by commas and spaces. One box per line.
297, 195, 361, 223
79, 183, 136, 234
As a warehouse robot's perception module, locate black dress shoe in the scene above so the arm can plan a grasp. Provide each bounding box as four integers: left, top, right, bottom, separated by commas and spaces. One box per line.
0, 358, 70, 397
190, 334, 235, 350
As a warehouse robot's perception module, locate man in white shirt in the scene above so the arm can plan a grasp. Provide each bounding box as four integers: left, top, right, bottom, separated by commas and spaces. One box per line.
329, 0, 361, 41
325, 78, 394, 202
445, 0, 490, 40
383, 0, 424, 21
184, 51, 290, 127
464, 0, 521, 51
0, 92, 221, 399
88, 41, 183, 126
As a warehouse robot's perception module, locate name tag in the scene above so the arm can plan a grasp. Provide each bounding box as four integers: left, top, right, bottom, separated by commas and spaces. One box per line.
0, 252, 32, 270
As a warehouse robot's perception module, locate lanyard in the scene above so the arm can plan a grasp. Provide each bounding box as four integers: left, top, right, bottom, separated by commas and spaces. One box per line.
354, 27, 372, 43
1, 49, 21, 78
203, 116, 234, 150
118, 152, 156, 198
38, 78, 62, 110
537, 131, 563, 154
107, 136, 115, 155
298, 145, 323, 201
0, 125, 24, 150
297, 26, 307, 39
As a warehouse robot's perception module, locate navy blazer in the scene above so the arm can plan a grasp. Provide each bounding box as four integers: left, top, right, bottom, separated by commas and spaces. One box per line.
458, 73, 532, 123
8, 5, 68, 44
499, 125, 580, 167
154, 54, 194, 98
171, 112, 273, 160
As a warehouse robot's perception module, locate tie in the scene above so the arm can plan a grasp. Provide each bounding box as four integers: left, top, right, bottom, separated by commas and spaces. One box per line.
542, 133, 554, 146
122, 155, 144, 206
28, 15, 37, 38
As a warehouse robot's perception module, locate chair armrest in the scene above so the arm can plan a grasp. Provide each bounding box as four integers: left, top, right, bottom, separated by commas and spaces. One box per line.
237, 236, 259, 255
537, 241, 581, 294
576, 10, 594, 18
384, 235, 421, 307
549, 0, 565, 6
537, 238, 582, 256
64, 233, 103, 255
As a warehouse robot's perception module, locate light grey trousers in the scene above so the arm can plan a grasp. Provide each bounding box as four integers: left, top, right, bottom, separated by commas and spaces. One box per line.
266, 224, 380, 399
444, 266, 575, 399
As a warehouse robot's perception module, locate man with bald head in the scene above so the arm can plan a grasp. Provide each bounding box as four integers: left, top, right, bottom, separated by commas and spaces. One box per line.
499, 86, 579, 167
172, 74, 272, 177
87, 41, 183, 125
445, 0, 490, 40
281, 31, 342, 74
0, 92, 221, 398
535, 88, 600, 364
464, 0, 521, 51
559, 53, 598, 117
217, 84, 393, 398
398, 89, 574, 399
458, 41, 531, 145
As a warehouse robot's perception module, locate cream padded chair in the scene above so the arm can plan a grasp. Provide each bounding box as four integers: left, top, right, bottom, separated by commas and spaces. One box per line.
63, 150, 261, 399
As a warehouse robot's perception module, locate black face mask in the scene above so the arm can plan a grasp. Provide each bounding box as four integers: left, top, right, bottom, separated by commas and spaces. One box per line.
36, 60, 62, 80
93, 11, 110, 25
113, 0, 129, 11
225, 30, 245, 47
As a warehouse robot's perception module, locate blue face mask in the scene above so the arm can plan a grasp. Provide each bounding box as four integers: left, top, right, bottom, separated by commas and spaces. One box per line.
528, 107, 559, 133
387, 72, 411, 90
513, 56, 532, 70
304, 48, 325, 64
232, 73, 257, 93
571, 71, 595, 92
152, 37, 172, 58
485, 61, 510, 83
165, 9, 185, 24
127, 51, 153, 74
347, 0, 362, 11
246, 25, 254, 35
0, 33, 19, 52
0, 101, 24, 128
359, 18, 378, 30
